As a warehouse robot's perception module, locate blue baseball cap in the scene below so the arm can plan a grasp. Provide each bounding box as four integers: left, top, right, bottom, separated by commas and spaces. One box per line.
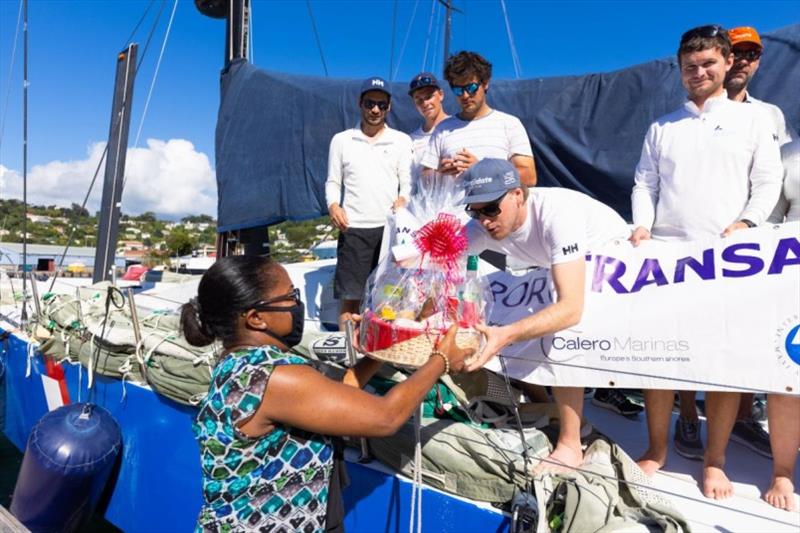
360, 76, 391, 99
408, 72, 440, 95
460, 159, 521, 204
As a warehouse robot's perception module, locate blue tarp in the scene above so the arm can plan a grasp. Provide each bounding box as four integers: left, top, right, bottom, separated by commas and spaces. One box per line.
215, 24, 799, 232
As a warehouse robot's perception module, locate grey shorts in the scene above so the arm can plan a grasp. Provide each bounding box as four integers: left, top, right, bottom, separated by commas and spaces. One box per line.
334, 226, 384, 300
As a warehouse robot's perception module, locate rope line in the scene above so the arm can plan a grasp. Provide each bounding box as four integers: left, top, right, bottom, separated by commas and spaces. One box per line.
130, 0, 180, 180
0, 0, 23, 164
121, 0, 156, 49
392, 0, 421, 81
499, 0, 522, 78
305, 0, 329, 76
421, 0, 437, 72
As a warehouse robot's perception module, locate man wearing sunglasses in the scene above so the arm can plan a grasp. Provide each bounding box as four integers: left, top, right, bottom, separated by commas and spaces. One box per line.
419, 51, 535, 187
326, 77, 413, 329
460, 158, 630, 473
407, 72, 450, 193
630, 25, 782, 501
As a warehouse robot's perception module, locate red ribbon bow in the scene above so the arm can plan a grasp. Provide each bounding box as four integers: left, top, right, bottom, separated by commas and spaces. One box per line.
413, 213, 468, 284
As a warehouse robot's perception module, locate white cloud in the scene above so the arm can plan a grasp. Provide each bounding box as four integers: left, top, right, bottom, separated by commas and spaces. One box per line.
0, 139, 216, 218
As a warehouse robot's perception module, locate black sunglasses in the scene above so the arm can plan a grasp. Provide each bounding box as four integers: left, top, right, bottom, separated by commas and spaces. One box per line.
409, 76, 436, 92
451, 82, 481, 97
362, 99, 389, 111
680, 24, 724, 44
465, 192, 507, 219
733, 48, 762, 61
251, 288, 301, 311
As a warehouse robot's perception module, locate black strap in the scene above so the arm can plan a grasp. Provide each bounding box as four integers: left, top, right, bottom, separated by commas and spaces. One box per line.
325, 437, 350, 532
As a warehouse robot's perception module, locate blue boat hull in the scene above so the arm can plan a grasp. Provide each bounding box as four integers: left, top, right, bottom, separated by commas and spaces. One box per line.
0, 328, 507, 533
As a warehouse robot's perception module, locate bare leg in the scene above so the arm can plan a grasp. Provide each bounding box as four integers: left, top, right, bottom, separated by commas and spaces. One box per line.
703, 391, 739, 499
637, 389, 673, 476
678, 390, 699, 421
736, 392, 755, 420
535, 386, 583, 473
338, 299, 360, 331
765, 394, 799, 511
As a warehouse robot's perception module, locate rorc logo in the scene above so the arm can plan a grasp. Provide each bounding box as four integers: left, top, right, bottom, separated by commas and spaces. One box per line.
786, 324, 800, 366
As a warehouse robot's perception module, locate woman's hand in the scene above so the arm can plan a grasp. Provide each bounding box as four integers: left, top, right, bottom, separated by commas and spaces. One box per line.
436, 325, 476, 373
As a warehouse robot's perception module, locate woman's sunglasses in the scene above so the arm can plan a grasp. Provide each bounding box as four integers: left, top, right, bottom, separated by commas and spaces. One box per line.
251, 288, 302, 312
465, 192, 507, 219
451, 82, 481, 97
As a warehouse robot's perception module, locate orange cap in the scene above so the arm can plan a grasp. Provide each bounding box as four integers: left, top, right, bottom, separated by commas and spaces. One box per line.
729, 26, 762, 48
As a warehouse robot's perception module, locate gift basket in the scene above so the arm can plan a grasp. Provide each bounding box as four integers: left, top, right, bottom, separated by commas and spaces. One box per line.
360, 174, 491, 367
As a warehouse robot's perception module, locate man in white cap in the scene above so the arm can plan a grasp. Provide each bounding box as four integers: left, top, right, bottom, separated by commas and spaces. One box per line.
461, 158, 630, 471
326, 77, 412, 328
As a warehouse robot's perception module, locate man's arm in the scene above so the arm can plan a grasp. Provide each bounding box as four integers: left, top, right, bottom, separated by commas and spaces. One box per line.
511, 154, 536, 187
396, 136, 413, 204
325, 135, 349, 230
630, 125, 660, 246
734, 112, 783, 229
465, 258, 585, 371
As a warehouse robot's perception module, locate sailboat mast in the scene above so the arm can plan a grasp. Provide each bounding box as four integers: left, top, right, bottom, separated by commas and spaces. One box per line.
92, 45, 138, 283
437, 0, 461, 65
20, 0, 28, 325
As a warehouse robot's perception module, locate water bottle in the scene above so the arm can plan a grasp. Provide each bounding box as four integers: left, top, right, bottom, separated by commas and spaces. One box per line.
459, 255, 481, 327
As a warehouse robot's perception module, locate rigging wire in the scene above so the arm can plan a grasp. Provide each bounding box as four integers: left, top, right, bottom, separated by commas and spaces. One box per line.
391, 0, 421, 81
389, 0, 398, 80
0, 0, 23, 167
421, 0, 437, 72
248, 0, 254, 64
135, 0, 168, 74
428, 2, 443, 74
305, 0, 329, 76
499, 0, 522, 79
121, 0, 156, 50
129, 0, 180, 181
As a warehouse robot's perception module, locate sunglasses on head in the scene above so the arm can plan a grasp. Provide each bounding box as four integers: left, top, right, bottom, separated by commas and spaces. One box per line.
451, 82, 481, 97
362, 99, 389, 111
680, 24, 724, 44
465, 192, 507, 219
733, 48, 762, 61
409, 76, 435, 92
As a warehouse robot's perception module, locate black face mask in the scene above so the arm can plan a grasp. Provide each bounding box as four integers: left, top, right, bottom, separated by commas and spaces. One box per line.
262, 301, 305, 349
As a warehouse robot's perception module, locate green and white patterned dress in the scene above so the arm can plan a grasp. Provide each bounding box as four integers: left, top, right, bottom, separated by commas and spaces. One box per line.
193, 346, 333, 532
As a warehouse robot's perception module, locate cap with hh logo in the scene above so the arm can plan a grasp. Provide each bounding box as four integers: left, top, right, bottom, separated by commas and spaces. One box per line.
360, 76, 391, 98
460, 158, 521, 204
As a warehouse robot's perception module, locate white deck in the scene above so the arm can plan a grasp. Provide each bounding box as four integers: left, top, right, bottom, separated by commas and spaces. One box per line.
583, 402, 800, 532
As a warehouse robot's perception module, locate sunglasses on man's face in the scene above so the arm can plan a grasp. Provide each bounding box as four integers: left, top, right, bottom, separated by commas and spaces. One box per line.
465, 193, 507, 219
733, 49, 762, 61
362, 99, 389, 111
680, 24, 724, 44
451, 82, 481, 97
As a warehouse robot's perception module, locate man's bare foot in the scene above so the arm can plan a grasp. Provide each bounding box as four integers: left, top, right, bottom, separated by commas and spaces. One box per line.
703, 465, 734, 499
636, 449, 666, 477
765, 476, 797, 511
534, 443, 582, 475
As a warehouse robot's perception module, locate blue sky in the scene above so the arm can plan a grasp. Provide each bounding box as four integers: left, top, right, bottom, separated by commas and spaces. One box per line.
0, 0, 798, 216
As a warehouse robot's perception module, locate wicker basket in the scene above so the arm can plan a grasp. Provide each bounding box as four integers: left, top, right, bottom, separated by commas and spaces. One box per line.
363, 312, 481, 367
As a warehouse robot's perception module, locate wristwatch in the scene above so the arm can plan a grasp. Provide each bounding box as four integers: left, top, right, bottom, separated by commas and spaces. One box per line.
739, 219, 756, 228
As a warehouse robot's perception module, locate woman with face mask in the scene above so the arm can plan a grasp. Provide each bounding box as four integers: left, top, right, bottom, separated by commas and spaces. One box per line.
180, 255, 474, 532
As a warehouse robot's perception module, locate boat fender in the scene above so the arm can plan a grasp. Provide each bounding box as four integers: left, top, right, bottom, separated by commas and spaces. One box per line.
10, 403, 122, 532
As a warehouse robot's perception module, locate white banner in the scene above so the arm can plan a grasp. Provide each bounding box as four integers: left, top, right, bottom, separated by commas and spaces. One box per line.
484, 222, 800, 394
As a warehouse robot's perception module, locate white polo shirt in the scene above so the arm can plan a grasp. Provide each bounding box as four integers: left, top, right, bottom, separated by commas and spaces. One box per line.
420, 110, 533, 170
325, 125, 412, 228
742, 92, 797, 146
631, 94, 782, 240
768, 140, 800, 223
467, 188, 630, 267
410, 126, 434, 193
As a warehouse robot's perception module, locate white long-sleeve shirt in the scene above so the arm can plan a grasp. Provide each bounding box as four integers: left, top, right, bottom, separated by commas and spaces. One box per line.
325, 125, 412, 228
631, 94, 783, 239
